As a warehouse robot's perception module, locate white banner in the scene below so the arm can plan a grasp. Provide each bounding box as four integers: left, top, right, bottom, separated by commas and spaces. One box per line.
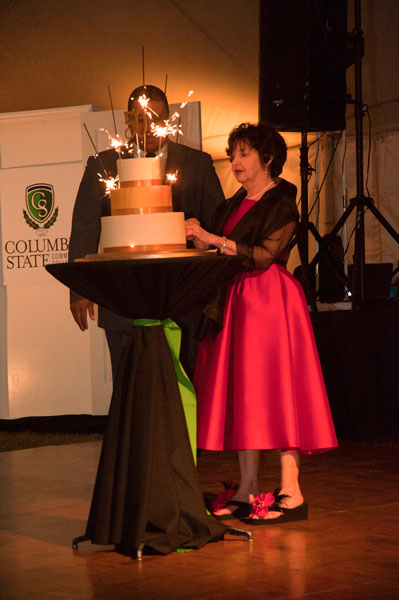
0, 163, 83, 285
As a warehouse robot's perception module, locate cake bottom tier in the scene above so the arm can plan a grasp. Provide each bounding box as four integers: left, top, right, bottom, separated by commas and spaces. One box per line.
100, 212, 186, 253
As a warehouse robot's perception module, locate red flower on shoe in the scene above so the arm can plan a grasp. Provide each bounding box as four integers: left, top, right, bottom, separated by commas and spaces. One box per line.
249, 492, 276, 518
212, 488, 236, 512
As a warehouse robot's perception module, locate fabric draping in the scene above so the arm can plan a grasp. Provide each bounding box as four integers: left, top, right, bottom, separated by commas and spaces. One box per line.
46, 255, 245, 555
133, 317, 197, 461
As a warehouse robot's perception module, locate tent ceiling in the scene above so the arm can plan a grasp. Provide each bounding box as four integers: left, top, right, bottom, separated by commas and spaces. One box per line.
0, 0, 398, 158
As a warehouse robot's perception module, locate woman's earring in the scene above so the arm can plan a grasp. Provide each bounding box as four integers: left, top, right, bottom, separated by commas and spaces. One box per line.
264, 166, 270, 175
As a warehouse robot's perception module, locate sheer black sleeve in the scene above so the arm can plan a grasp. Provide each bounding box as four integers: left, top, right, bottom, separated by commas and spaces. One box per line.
236, 221, 297, 269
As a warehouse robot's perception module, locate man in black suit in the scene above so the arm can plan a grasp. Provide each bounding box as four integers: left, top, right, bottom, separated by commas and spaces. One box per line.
68, 85, 224, 380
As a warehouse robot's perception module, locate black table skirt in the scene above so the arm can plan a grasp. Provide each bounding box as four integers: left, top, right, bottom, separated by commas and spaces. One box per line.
86, 324, 225, 553
46, 255, 246, 555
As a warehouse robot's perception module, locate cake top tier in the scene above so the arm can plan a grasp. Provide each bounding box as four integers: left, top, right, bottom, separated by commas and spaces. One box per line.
117, 157, 161, 183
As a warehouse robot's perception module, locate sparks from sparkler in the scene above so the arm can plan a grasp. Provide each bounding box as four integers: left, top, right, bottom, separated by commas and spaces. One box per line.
137, 94, 158, 119
98, 173, 120, 193
99, 128, 124, 151
127, 90, 190, 152
150, 108, 183, 140
136, 94, 154, 155
150, 121, 180, 139
166, 170, 179, 183
180, 90, 194, 109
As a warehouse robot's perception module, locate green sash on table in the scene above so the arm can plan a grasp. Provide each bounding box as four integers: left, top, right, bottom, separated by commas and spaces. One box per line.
132, 318, 197, 462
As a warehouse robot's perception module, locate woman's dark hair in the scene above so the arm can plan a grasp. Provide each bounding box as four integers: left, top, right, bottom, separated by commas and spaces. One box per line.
127, 85, 169, 115
226, 122, 287, 177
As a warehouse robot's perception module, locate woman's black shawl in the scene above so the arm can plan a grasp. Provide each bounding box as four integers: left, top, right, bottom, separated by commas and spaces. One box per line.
201, 177, 299, 334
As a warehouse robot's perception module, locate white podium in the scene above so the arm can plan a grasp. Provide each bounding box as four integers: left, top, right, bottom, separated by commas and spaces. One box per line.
0, 105, 118, 419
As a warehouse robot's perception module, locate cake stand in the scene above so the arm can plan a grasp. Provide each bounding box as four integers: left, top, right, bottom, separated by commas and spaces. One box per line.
46, 253, 251, 558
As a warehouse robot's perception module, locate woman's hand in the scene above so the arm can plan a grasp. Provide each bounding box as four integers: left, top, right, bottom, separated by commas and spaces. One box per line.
185, 218, 237, 254
185, 218, 212, 249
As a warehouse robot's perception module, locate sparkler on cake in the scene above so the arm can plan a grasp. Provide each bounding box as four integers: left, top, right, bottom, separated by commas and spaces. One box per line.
96, 93, 188, 255
78, 92, 207, 259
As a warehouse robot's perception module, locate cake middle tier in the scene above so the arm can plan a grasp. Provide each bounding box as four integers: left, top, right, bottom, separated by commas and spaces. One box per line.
110, 185, 172, 216
99, 212, 187, 253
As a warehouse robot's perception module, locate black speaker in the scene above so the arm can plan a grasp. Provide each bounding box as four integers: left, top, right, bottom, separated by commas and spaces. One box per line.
259, 0, 348, 131
318, 235, 345, 302
348, 263, 393, 302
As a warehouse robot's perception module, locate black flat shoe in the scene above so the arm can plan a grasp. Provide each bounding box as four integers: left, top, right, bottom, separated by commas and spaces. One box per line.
242, 501, 308, 525
214, 500, 252, 521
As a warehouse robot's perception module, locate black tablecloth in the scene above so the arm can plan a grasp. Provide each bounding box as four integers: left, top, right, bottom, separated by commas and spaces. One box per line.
47, 255, 244, 321
46, 255, 245, 555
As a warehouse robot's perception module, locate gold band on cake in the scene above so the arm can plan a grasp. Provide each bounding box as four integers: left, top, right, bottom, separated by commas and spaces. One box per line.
112, 206, 173, 216
120, 179, 162, 188
110, 185, 172, 216
103, 243, 187, 253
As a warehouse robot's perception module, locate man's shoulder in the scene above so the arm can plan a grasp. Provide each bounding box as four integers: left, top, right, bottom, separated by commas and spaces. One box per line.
167, 140, 212, 162
86, 148, 118, 167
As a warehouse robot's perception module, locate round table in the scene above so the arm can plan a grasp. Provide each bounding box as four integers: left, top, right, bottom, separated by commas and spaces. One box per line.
46, 254, 251, 557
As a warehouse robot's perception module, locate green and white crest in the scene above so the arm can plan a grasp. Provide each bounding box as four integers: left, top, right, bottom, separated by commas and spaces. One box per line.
23, 183, 58, 230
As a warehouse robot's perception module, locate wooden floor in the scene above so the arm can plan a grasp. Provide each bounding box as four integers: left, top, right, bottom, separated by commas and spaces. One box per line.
0, 440, 398, 600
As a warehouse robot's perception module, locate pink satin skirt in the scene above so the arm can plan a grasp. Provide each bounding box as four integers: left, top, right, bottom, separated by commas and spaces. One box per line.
194, 264, 338, 454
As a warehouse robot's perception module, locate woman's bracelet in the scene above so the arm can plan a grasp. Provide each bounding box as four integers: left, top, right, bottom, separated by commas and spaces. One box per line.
220, 236, 228, 253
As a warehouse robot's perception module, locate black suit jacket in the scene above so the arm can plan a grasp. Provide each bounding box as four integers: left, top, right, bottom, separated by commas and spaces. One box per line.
68, 140, 224, 331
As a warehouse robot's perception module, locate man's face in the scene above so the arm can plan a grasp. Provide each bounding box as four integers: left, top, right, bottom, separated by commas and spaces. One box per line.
131, 99, 169, 154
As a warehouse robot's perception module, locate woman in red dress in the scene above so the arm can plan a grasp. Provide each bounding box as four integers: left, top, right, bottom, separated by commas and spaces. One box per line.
185, 122, 337, 524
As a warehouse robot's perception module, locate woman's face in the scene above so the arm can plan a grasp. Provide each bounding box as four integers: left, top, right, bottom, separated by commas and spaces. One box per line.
231, 142, 265, 187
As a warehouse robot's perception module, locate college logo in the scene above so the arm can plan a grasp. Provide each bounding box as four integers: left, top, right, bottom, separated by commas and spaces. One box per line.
23, 183, 58, 230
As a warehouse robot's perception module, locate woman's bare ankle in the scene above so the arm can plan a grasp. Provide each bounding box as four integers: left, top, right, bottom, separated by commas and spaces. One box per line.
277, 488, 304, 508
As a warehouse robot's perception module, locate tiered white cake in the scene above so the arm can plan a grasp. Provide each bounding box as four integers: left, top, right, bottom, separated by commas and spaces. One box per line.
99, 157, 186, 254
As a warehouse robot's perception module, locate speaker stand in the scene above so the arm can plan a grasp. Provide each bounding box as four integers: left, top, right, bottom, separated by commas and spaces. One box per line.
297, 0, 399, 311
296, 131, 350, 312
296, 130, 317, 313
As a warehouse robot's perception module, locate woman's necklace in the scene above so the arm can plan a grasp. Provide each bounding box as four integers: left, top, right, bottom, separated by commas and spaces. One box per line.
247, 180, 274, 200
